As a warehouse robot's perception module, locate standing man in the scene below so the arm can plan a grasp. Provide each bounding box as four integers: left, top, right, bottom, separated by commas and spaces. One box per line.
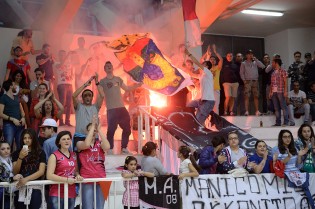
41, 118, 58, 160
98, 61, 140, 154
269, 58, 290, 126
233, 53, 246, 115
5, 46, 31, 85
36, 44, 55, 89
29, 68, 50, 98
288, 51, 304, 90
54, 50, 74, 126
185, 49, 215, 126
0, 80, 26, 149
240, 50, 265, 116
220, 52, 239, 116
72, 74, 103, 149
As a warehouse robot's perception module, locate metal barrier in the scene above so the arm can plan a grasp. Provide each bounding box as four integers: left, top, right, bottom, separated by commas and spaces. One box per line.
137, 106, 160, 153
0, 177, 139, 209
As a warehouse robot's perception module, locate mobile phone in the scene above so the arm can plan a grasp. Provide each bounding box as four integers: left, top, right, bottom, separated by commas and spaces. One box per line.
23, 145, 28, 151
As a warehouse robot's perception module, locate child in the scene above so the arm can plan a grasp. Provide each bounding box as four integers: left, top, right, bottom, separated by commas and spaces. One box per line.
178, 146, 200, 180
121, 156, 154, 209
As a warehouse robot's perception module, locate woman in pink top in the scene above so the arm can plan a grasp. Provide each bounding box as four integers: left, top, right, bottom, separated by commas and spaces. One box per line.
76, 116, 110, 209
46, 131, 83, 209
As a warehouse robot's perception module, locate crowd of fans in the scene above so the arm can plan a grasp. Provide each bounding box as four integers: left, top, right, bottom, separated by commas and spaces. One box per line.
0, 28, 315, 209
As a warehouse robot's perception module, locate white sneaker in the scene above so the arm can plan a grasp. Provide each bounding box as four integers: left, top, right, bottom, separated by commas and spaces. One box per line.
107, 149, 114, 155
121, 148, 132, 155
244, 111, 249, 116
255, 111, 262, 116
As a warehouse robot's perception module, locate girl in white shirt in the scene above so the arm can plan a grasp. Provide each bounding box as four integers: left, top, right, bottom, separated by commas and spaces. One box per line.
178, 145, 200, 180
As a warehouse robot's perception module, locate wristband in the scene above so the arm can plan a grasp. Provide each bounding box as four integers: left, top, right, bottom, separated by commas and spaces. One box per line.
18, 157, 23, 160
188, 54, 192, 57
96, 82, 100, 86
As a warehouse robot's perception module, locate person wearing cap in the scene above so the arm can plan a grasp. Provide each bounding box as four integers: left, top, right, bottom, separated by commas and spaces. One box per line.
303, 52, 315, 93
5, 46, 31, 85
72, 74, 103, 151
11, 29, 42, 61
41, 118, 58, 161
240, 49, 265, 116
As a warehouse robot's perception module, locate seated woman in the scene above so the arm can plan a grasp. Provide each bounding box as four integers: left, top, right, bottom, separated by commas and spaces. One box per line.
76, 116, 110, 209
249, 140, 273, 173
295, 124, 315, 172
198, 136, 226, 174
217, 130, 252, 174
12, 129, 46, 209
141, 142, 170, 176
273, 129, 315, 208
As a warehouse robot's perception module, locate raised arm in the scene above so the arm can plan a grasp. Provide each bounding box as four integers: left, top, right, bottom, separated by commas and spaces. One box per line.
51, 93, 64, 120
76, 115, 97, 151
95, 73, 104, 109
72, 75, 95, 109
185, 48, 204, 70
34, 92, 52, 118
212, 44, 223, 69
200, 45, 211, 63
98, 124, 110, 151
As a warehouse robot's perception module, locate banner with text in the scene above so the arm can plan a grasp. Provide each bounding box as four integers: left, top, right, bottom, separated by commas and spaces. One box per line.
181, 174, 315, 209
139, 175, 180, 209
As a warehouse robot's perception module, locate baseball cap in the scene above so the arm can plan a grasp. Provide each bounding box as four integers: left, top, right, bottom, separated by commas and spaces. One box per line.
246, 49, 253, 55
13, 46, 23, 51
305, 53, 311, 58
40, 118, 58, 128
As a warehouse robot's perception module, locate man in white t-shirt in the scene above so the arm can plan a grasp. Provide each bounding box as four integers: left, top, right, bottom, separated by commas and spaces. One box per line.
185, 49, 215, 126
287, 81, 310, 125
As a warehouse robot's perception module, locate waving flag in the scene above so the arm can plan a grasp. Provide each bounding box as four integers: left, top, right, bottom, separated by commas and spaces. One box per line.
105, 33, 193, 96
182, 0, 202, 47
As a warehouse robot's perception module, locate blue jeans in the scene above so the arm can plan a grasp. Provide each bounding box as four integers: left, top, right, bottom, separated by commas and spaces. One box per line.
50, 196, 75, 209
233, 85, 246, 115
196, 100, 215, 125
271, 92, 289, 125
82, 184, 105, 209
107, 107, 131, 149
3, 121, 24, 150
57, 84, 73, 124
14, 189, 42, 209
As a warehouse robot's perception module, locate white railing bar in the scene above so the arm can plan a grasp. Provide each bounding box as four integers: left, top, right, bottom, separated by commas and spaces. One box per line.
138, 106, 158, 122
94, 182, 96, 209
0, 177, 132, 186
79, 182, 82, 209
64, 183, 68, 209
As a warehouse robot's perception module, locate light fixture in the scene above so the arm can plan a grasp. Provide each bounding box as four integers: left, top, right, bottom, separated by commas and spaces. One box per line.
242, 9, 283, 17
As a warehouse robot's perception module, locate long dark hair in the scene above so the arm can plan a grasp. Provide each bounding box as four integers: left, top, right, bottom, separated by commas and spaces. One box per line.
12, 69, 28, 89
41, 99, 55, 118
297, 124, 315, 148
178, 145, 201, 172
278, 129, 297, 155
20, 129, 42, 162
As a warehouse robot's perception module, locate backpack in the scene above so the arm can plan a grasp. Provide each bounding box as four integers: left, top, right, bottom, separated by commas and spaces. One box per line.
272, 160, 285, 178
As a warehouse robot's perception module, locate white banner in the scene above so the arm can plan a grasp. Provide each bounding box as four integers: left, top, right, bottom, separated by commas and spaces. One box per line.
181, 173, 315, 209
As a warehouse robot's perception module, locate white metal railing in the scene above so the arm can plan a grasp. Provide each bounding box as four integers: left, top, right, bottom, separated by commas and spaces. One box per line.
137, 106, 160, 153
0, 177, 138, 209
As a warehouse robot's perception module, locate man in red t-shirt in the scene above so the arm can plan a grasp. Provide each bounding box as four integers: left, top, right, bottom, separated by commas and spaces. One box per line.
5, 46, 31, 85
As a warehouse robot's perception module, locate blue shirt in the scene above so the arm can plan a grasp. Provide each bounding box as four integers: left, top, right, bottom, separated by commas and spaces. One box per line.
43, 135, 58, 162
249, 153, 273, 173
